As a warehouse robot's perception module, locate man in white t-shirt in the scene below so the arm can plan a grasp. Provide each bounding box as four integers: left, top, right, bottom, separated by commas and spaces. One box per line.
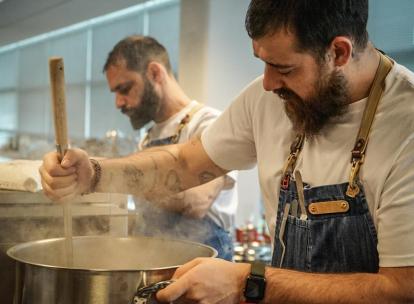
101, 36, 237, 260
40, 0, 414, 303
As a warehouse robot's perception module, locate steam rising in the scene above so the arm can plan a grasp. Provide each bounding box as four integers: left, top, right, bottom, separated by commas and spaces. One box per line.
129, 197, 214, 247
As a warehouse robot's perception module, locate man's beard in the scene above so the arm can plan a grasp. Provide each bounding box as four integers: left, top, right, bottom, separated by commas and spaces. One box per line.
276, 69, 350, 138
121, 79, 161, 130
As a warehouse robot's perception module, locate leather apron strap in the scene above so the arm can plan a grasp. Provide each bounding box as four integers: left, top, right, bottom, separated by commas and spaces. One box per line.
171, 102, 204, 144
142, 102, 204, 147
346, 52, 393, 197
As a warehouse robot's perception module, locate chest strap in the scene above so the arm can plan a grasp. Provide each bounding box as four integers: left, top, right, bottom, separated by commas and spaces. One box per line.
346, 52, 393, 197
142, 102, 204, 148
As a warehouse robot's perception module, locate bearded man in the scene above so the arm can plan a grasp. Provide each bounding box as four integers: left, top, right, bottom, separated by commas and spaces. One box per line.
101, 36, 238, 261
40, 1, 414, 303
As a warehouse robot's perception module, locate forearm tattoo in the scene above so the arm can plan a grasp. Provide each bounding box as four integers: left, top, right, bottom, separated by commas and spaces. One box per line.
165, 170, 182, 193
124, 166, 145, 190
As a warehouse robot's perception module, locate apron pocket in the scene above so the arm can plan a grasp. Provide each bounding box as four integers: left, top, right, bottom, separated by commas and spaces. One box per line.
273, 215, 310, 271
309, 215, 379, 273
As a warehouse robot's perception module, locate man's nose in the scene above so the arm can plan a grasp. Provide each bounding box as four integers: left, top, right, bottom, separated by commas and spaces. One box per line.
115, 94, 125, 109
262, 66, 284, 92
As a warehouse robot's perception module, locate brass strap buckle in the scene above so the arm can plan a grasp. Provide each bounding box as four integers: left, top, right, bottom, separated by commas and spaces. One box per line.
282, 153, 296, 176
281, 134, 304, 189
346, 157, 364, 197
281, 153, 297, 189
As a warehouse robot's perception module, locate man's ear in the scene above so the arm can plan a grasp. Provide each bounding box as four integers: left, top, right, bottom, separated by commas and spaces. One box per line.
327, 36, 353, 67
146, 61, 165, 84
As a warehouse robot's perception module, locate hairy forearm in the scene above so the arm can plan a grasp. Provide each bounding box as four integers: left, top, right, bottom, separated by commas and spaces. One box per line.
263, 267, 414, 304
94, 139, 226, 197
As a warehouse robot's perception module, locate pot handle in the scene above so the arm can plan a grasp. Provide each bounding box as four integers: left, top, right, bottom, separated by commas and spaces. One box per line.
132, 280, 174, 304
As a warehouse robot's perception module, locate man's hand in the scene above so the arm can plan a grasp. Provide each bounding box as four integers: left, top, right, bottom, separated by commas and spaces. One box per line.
182, 175, 236, 219
156, 258, 250, 304
39, 148, 93, 201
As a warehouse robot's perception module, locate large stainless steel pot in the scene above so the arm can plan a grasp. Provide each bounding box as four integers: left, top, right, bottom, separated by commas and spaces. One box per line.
7, 236, 217, 304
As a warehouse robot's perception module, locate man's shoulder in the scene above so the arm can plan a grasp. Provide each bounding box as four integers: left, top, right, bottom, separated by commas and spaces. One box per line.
378, 62, 414, 135
384, 63, 414, 107
387, 62, 414, 94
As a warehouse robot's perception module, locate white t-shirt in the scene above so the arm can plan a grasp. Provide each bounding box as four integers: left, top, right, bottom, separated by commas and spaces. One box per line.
139, 100, 238, 231
202, 62, 414, 267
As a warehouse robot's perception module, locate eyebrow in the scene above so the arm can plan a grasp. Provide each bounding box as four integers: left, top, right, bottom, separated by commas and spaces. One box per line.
253, 53, 294, 69
110, 80, 133, 93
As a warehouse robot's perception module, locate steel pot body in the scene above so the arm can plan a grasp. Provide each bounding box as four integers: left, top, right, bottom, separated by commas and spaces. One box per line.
7, 236, 217, 304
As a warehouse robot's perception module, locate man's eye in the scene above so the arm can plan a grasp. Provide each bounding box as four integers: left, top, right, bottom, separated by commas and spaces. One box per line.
120, 87, 131, 95
279, 69, 294, 75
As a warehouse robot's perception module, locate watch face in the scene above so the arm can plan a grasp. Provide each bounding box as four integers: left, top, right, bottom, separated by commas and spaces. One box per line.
245, 275, 266, 301
246, 280, 261, 298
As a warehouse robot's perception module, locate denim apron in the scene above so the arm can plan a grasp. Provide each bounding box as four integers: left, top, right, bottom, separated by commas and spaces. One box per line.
139, 103, 234, 261
272, 53, 393, 273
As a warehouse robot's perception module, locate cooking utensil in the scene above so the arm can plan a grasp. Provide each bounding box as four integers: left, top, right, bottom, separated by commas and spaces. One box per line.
7, 235, 217, 304
49, 57, 69, 158
48, 57, 73, 266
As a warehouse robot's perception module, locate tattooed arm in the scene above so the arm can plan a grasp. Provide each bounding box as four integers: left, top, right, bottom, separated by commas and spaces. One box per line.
39, 137, 227, 201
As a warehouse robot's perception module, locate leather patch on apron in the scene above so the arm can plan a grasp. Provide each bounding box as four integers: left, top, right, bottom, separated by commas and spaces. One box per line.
308, 200, 349, 215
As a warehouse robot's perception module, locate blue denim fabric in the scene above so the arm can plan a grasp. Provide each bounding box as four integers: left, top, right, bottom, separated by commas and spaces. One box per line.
272, 180, 379, 273
202, 218, 234, 261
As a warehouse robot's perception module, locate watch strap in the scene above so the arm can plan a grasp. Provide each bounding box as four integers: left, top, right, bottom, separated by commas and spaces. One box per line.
251, 261, 266, 277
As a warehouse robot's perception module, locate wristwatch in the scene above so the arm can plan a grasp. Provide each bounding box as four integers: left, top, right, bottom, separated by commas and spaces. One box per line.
243, 261, 267, 303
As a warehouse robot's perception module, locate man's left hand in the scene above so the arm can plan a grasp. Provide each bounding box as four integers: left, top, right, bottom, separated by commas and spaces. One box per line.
156, 258, 250, 304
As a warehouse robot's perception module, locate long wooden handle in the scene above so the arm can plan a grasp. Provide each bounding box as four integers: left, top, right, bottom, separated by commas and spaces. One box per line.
48, 57, 73, 266
49, 57, 69, 160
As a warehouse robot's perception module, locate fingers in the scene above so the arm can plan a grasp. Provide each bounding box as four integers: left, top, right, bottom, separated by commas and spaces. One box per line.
156, 258, 208, 303
156, 275, 190, 302
41, 174, 79, 201
39, 163, 77, 199
41, 151, 76, 177
40, 166, 77, 188
172, 258, 206, 279
40, 149, 87, 201
61, 148, 89, 169
41, 177, 78, 197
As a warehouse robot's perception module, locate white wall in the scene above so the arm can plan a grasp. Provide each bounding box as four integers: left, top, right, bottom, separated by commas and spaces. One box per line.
180, 0, 264, 227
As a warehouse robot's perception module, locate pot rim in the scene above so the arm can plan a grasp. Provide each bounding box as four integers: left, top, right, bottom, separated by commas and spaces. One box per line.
7, 235, 218, 272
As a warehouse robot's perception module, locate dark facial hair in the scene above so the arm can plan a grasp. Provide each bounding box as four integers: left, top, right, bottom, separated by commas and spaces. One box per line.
276, 69, 350, 138
121, 79, 161, 130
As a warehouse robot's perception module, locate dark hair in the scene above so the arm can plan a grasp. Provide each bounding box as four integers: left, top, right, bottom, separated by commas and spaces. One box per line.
103, 35, 172, 73
245, 0, 369, 58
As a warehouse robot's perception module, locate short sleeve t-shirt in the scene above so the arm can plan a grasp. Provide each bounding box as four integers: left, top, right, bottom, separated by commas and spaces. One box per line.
202, 63, 414, 267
